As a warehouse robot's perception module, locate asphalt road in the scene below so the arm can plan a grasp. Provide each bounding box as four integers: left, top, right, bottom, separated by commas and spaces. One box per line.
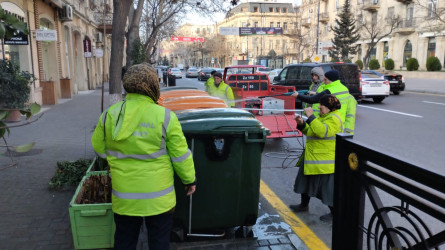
172, 74, 445, 248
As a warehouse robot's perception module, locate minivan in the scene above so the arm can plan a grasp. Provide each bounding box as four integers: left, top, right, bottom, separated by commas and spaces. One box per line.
272, 63, 361, 100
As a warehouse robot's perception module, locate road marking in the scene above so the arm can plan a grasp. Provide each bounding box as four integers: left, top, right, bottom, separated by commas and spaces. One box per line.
260, 180, 329, 250
422, 101, 445, 106
357, 105, 422, 118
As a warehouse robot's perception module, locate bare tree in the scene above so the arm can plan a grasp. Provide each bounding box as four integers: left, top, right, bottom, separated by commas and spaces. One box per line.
109, 0, 133, 104
284, 26, 313, 63
359, 13, 400, 69
414, 0, 445, 25
126, 0, 146, 69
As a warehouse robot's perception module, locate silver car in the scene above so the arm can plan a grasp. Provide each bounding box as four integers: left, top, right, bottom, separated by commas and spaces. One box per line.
186, 68, 199, 78
169, 68, 182, 78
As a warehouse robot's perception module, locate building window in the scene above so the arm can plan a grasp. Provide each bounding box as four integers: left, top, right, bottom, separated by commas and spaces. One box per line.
242, 22, 247, 27
269, 40, 273, 49
428, 0, 437, 17
276, 40, 280, 49
276, 7, 280, 13
357, 44, 362, 61
427, 37, 436, 58
277, 22, 281, 28
196, 28, 200, 33
283, 22, 288, 30
269, 7, 274, 12
387, 7, 394, 19
372, 12, 377, 25
270, 22, 274, 27
254, 7, 258, 12
403, 40, 412, 67
336, 0, 340, 10
383, 41, 389, 62
370, 46, 377, 59
241, 7, 248, 12
254, 22, 259, 27
283, 8, 287, 13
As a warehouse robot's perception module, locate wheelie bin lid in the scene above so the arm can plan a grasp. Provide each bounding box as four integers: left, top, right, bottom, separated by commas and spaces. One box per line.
161, 86, 199, 92
176, 108, 269, 135
159, 96, 227, 111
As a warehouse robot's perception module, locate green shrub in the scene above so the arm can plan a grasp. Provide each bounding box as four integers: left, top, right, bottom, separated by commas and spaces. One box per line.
303, 58, 312, 63
355, 60, 363, 69
406, 58, 419, 71
369, 59, 380, 70
49, 158, 93, 189
385, 58, 395, 70
426, 56, 442, 71
330, 58, 339, 62
344, 58, 352, 63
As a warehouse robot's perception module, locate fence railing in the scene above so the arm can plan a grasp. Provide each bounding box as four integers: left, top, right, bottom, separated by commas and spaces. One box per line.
332, 133, 445, 250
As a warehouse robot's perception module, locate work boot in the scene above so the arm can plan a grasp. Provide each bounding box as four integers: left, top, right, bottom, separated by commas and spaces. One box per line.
289, 204, 309, 212
319, 213, 332, 223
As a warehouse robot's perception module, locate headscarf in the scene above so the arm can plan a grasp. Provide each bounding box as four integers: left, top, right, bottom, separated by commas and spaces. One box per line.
320, 94, 341, 111
123, 64, 160, 102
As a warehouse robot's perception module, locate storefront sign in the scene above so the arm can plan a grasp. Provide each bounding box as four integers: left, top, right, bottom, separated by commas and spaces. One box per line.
219, 27, 239, 35
83, 39, 92, 57
4, 29, 28, 45
170, 36, 205, 42
36, 30, 57, 41
239, 27, 283, 36
94, 48, 103, 58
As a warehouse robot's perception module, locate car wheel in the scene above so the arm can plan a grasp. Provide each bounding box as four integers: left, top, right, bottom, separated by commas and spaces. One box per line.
373, 97, 385, 103
393, 91, 400, 95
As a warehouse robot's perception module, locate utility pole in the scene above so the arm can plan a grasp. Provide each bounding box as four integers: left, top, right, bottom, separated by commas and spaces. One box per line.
101, 0, 107, 113
315, 0, 320, 55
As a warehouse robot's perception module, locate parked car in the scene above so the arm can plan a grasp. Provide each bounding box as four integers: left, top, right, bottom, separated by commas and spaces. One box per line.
370, 70, 405, 95
255, 67, 271, 75
272, 63, 361, 107
186, 67, 199, 78
169, 68, 182, 78
360, 70, 390, 103
268, 68, 282, 79
197, 68, 215, 81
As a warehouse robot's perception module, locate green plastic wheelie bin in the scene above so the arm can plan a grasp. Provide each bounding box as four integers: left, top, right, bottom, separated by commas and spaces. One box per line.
172, 108, 269, 237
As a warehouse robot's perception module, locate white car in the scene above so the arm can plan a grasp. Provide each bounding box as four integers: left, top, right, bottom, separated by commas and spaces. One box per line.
268, 68, 282, 79
169, 68, 182, 78
255, 67, 271, 75
360, 70, 390, 103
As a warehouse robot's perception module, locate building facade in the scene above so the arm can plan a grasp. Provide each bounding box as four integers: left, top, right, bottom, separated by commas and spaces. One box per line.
0, 0, 112, 106
297, 0, 445, 69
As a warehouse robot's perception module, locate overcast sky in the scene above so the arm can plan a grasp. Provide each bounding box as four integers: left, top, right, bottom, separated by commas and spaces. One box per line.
185, 0, 301, 26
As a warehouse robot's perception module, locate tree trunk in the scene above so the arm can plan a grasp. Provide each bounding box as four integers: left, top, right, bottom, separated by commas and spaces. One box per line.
125, 0, 145, 69
109, 0, 133, 105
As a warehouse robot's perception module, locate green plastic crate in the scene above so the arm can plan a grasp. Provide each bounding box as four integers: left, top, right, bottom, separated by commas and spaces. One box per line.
69, 174, 115, 249
86, 157, 109, 177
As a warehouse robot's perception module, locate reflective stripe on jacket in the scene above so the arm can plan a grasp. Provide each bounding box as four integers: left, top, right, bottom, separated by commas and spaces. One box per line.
91, 93, 195, 217
208, 81, 235, 107
301, 110, 343, 175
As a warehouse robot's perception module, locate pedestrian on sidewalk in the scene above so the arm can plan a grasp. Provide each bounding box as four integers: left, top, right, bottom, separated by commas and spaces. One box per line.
290, 95, 343, 222
91, 64, 196, 250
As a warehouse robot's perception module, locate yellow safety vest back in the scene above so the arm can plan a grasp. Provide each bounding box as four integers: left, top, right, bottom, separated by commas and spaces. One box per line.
91, 93, 196, 216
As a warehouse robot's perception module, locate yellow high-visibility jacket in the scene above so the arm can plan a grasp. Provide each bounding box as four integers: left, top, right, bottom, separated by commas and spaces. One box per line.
91, 93, 196, 217
300, 110, 343, 175
205, 77, 214, 92
208, 81, 235, 107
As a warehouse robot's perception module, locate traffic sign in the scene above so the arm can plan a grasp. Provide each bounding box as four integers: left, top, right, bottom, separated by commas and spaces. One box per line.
314, 56, 320, 62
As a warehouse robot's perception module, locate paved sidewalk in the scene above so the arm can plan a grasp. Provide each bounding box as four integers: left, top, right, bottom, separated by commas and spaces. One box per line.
0, 85, 304, 249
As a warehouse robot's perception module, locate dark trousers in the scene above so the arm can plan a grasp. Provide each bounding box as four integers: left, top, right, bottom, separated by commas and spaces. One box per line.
114, 212, 173, 250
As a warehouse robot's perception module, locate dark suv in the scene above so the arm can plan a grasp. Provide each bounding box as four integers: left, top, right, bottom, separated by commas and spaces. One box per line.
272, 63, 361, 99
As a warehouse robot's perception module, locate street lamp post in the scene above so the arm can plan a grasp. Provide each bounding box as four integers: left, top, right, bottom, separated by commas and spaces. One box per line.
315, 0, 321, 55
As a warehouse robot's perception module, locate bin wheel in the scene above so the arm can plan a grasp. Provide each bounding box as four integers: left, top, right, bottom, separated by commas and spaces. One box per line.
235, 226, 254, 238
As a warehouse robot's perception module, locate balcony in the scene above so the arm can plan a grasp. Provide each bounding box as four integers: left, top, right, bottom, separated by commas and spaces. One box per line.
395, 18, 416, 35
319, 12, 329, 22
302, 18, 311, 28
362, 0, 380, 12
396, 0, 413, 3
94, 12, 113, 34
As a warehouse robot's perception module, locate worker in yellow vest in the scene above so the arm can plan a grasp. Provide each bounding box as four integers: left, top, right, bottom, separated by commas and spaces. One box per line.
292, 69, 357, 135
91, 64, 196, 250
207, 72, 235, 107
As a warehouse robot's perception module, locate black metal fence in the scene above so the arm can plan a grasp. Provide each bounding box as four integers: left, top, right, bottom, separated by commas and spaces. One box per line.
332, 133, 445, 250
